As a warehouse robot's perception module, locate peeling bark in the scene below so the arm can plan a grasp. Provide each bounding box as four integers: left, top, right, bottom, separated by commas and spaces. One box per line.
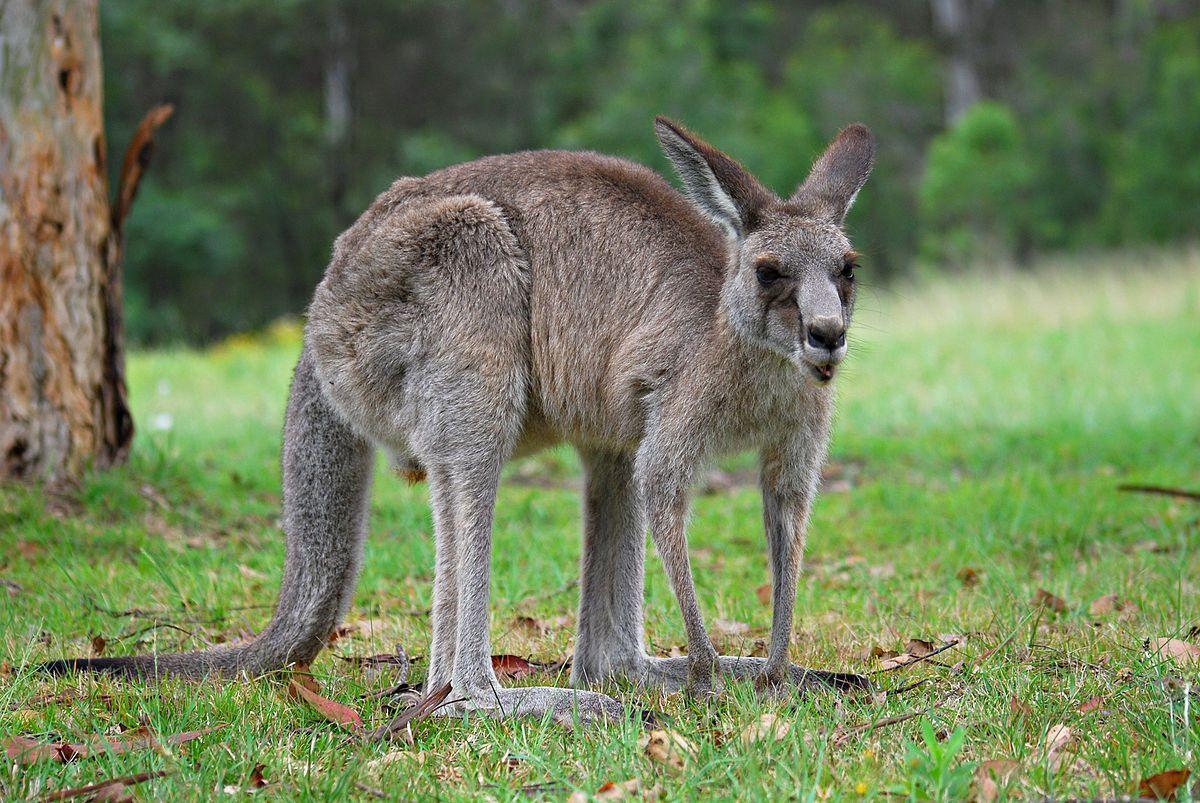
0, 0, 165, 481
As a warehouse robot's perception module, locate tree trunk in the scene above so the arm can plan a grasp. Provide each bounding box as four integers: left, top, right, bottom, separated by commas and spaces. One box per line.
931, 0, 992, 124
0, 0, 164, 481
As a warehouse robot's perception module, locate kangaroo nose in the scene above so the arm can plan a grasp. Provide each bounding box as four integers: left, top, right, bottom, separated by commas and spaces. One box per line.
806, 318, 846, 352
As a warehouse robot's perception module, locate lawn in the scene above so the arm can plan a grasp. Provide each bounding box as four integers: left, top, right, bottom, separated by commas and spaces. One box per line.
2, 251, 1199, 800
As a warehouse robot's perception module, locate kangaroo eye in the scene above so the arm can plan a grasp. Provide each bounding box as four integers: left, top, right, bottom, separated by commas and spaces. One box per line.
840, 262, 857, 281
755, 258, 782, 286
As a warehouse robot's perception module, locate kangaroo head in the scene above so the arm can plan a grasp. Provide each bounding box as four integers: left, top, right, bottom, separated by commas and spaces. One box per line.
655, 116, 874, 384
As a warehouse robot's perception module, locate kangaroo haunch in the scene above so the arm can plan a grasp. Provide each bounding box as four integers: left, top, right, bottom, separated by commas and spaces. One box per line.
43, 116, 875, 726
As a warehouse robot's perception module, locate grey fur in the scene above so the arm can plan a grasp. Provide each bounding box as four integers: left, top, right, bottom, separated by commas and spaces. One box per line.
42, 117, 874, 724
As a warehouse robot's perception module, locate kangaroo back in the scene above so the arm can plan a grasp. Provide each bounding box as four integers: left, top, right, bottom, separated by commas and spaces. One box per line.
41, 348, 374, 678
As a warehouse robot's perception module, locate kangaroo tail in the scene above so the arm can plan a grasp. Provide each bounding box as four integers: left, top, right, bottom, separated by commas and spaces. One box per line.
40, 347, 375, 679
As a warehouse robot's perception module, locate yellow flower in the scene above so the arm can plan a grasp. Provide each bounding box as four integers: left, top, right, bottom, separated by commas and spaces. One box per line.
855, 782, 868, 795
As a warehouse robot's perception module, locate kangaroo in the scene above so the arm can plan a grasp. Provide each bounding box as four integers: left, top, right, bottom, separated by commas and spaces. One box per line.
43, 116, 874, 726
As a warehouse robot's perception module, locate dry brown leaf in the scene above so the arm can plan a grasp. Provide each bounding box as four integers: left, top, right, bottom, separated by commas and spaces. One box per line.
492, 654, 547, 680
641, 729, 695, 772
238, 564, 267, 581
1077, 695, 1105, 714
365, 751, 409, 774
1008, 695, 1033, 717
956, 567, 981, 587
90, 635, 106, 656
288, 680, 364, 731
714, 618, 751, 636
287, 664, 322, 695
856, 644, 895, 661
1146, 638, 1200, 666
1032, 589, 1068, 613
740, 713, 791, 744
906, 638, 937, 658
868, 562, 896, 579
1044, 723, 1074, 771
1138, 768, 1191, 800
512, 614, 571, 635
568, 778, 650, 802
973, 759, 1020, 803
5, 727, 217, 765
1087, 593, 1123, 616
879, 653, 914, 670
755, 583, 772, 606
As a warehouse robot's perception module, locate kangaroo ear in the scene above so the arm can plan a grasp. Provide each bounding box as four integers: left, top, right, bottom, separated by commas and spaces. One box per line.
790, 124, 875, 225
654, 116, 773, 238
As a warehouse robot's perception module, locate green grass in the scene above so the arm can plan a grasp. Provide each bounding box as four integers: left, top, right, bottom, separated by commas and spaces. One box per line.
3, 251, 1199, 800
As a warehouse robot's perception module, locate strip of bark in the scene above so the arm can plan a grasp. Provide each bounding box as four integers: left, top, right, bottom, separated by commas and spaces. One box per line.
99, 103, 175, 467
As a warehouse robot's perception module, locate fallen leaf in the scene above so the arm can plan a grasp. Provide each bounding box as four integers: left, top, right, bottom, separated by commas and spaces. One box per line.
287, 665, 322, 696
1146, 638, 1200, 666
973, 759, 1020, 803
568, 778, 649, 801
366, 750, 409, 776
248, 764, 268, 788
740, 713, 790, 744
868, 562, 896, 579
641, 729, 695, 772
879, 653, 914, 670
1044, 723, 1074, 770
714, 618, 751, 636
4, 727, 218, 765
1077, 695, 1105, 713
1138, 768, 1190, 800
288, 680, 364, 731
91, 635, 106, 656
755, 584, 772, 605
238, 564, 267, 581
512, 614, 571, 635
1033, 589, 1068, 613
906, 638, 937, 658
956, 567, 981, 587
492, 654, 546, 680
857, 644, 897, 661
1009, 695, 1033, 717
1088, 594, 1123, 616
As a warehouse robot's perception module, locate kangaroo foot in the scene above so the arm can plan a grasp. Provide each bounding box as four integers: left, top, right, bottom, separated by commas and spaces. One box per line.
442, 684, 628, 727
619, 655, 871, 695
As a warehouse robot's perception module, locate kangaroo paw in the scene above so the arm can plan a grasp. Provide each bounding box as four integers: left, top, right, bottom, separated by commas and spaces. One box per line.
440, 685, 628, 728
617, 655, 872, 695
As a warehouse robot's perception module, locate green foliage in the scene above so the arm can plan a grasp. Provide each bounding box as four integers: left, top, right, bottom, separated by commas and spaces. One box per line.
1103, 18, 1200, 244
97, 1, 1200, 343
918, 102, 1034, 265
893, 721, 975, 802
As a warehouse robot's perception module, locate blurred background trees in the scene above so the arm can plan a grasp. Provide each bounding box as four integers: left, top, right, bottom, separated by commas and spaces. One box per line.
100, 0, 1200, 344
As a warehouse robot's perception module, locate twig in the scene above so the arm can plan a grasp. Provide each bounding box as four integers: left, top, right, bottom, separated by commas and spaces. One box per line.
831, 699, 944, 744
42, 770, 171, 801
1117, 484, 1200, 502
116, 622, 211, 645
886, 678, 932, 696
868, 640, 960, 674
354, 782, 389, 799
369, 681, 454, 741
515, 577, 580, 608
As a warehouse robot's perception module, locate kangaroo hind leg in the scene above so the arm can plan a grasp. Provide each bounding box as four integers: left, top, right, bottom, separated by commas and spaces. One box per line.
347, 196, 623, 726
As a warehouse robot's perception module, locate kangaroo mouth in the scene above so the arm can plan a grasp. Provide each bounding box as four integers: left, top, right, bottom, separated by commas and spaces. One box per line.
808, 362, 836, 383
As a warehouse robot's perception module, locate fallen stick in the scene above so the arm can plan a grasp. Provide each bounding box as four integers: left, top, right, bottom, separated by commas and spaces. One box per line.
1117, 484, 1200, 502
868, 639, 960, 674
